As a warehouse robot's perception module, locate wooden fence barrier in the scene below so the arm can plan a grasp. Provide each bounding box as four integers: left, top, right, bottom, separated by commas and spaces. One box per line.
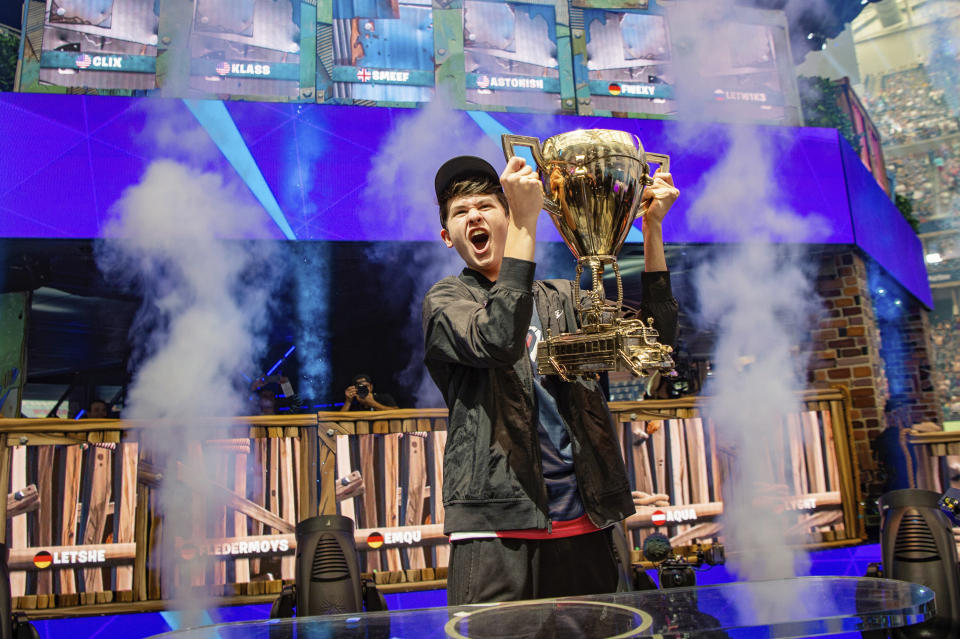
0, 389, 863, 616
609, 388, 863, 553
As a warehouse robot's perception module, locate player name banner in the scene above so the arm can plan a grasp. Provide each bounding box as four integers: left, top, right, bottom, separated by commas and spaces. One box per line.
588, 80, 672, 99
39, 52, 157, 74
10, 544, 137, 571
173, 524, 448, 563
190, 59, 301, 81
332, 67, 435, 86
710, 88, 786, 107
470, 74, 561, 93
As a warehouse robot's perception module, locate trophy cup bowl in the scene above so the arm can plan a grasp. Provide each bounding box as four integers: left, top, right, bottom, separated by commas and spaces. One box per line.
501, 129, 675, 380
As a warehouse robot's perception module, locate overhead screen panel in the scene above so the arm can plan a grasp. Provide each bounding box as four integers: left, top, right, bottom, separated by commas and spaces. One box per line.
458, 0, 575, 113
569, 2, 800, 124
316, 0, 575, 112
319, 0, 435, 105
185, 0, 303, 99
20, 0, 311, 100
692, 19, 798, 125
0, 93, 849, 243
35, 0, 160, 91
572, 5, 675, 117
18, 1, 797, 121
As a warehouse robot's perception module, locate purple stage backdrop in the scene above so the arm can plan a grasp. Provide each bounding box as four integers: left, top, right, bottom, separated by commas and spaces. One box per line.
0, 93, 931, 306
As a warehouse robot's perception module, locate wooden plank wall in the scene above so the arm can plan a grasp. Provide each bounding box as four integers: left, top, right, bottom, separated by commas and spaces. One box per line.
0, 397, 862, 612
0, 433, 138, 610
336, 432, 448, 577
613, 391, 862, 551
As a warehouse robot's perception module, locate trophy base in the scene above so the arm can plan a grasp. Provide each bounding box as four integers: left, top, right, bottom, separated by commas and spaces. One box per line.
536, 319, 674, 381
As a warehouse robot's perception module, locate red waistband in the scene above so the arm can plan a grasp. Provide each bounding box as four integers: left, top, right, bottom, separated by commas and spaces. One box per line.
495, 514, 602, 540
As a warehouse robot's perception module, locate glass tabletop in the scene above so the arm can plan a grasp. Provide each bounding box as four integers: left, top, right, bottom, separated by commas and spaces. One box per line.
150, 576, 934, 638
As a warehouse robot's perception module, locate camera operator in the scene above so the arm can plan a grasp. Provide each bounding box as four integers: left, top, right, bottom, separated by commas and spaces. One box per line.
340, 373, 398, 412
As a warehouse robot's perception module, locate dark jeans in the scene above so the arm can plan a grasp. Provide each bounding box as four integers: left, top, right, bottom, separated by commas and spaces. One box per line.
447, 528, 620, 605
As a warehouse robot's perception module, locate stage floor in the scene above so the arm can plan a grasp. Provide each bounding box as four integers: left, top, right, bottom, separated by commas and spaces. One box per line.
149, 576, 932, 638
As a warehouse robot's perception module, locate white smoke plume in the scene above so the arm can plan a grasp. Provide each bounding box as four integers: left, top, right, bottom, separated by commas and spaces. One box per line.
361, 93, 496, 241
360, 95, 496, 407
665, 0, 831, 623
688, 132, 820, 622
97, 106, 282, 625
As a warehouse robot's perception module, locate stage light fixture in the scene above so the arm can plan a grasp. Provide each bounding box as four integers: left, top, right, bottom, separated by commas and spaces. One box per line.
294, 515, 363, 616
271, 514, 387, 623
878, 489, 960, 631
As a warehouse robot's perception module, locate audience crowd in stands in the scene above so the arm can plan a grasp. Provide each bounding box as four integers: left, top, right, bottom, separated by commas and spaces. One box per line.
863, 61, 959, 423
864, 63, 960, 224
864, 64, 960, 145
931, 317, 960, 422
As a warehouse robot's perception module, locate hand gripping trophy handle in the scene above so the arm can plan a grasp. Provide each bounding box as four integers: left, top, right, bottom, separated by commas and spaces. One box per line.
501, 134, 562, 217
642, 151, 670, 183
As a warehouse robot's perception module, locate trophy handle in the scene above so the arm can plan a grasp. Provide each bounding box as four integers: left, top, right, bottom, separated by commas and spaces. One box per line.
501, 134, 560, 215
643, 152, 670, 185
501, 134, 546, 169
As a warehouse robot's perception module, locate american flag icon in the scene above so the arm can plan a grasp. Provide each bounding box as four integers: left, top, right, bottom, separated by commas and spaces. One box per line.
476, 75, 490, 89
216, 61, 231, 76
75, 54, 92, 69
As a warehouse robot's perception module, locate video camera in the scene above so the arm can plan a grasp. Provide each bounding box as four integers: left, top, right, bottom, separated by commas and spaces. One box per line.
641, 533, 725, 590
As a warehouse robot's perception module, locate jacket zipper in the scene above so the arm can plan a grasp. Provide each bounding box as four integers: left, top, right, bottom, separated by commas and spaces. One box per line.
549, 281, 604, 530
530, 284, 552, 534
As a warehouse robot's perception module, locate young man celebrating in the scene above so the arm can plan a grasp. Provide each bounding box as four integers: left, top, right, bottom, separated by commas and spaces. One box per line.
423, 154, 679, 604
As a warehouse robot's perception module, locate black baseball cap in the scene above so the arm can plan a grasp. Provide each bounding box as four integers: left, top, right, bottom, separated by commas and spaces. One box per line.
434, 156, 500, 200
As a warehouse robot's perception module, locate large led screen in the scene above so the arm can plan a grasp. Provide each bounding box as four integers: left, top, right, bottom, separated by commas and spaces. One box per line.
30, 0, 160, 92
460, 0, 572, 113
572, 6, 675, 117
0, 92, 930, 305
693, 21, 790, 123
19, 0, 310, 101
186, 0, 303, 99
319, 0, 435, 105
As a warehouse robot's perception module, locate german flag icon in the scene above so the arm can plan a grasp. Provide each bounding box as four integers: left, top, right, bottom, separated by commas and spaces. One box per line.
33, 551, 53, 569
608, 83, 622, 96
367, 532, 384, 549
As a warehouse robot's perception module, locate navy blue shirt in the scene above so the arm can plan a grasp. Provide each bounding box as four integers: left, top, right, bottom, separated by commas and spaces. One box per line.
527, 306, 585, 521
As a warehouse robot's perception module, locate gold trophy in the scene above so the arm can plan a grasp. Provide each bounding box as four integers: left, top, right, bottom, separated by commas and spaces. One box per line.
501, 129, 674, 380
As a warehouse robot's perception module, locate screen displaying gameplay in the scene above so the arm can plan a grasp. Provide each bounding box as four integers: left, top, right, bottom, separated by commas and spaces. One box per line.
576, 8, 674, 116
696, 21, 788, 123
463, 0, 566, 113
35, 0, 159, 92
320, 0, 435, 105
188, 0, 302, 100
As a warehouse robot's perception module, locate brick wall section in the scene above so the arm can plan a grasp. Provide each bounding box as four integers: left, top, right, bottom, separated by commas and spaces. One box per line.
809, 249, 889, 464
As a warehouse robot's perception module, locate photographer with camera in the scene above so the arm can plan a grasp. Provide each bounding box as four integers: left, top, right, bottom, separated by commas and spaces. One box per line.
340, 373, 398, 412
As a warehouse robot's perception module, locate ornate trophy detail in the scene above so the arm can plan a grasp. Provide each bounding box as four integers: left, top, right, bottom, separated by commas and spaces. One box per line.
501, 129, 674, 380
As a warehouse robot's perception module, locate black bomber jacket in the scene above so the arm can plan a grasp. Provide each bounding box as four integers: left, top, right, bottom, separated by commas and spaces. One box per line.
422, 257, 678, 534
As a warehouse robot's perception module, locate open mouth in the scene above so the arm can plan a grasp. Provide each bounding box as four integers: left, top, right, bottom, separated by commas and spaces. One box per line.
469, 229, 489, 252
